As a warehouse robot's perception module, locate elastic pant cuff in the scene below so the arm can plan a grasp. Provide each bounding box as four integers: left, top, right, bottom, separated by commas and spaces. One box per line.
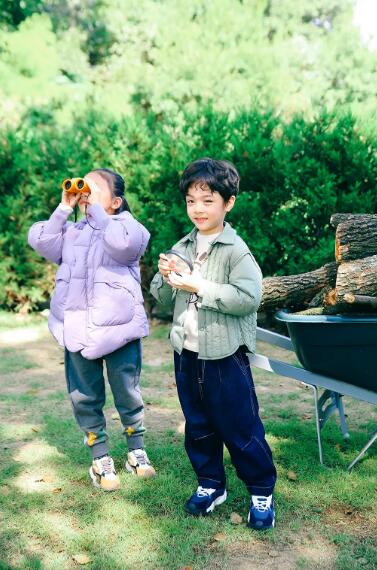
127, 434, 144, 451
91, 441, 109, 459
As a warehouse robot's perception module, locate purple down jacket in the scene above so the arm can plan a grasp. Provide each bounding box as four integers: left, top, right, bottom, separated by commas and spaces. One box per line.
28, 203, 150, 359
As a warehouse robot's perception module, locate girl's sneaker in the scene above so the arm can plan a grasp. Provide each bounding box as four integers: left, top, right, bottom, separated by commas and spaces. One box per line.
89, 455, 120, 491
247, 494, 275, 530
184, 486, 227, 516
125, 449, 156, 478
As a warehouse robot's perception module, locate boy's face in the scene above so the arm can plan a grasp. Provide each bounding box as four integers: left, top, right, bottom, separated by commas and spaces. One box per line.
185, 182, 235, 235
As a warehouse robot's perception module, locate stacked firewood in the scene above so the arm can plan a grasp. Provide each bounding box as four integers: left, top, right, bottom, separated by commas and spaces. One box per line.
260, 214, 377, 314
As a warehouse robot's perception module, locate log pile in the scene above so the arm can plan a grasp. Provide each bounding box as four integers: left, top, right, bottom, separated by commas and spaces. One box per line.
260, 213, 377, 314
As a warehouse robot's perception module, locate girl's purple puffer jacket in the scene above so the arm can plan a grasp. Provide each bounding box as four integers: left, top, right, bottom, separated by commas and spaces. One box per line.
28, 203, 150, 359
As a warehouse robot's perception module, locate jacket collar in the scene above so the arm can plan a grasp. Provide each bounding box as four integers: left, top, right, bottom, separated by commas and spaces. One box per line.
180, 222, 236, 246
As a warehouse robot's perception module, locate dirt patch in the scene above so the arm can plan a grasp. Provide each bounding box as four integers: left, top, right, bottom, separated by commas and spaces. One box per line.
208, 531, 337, 569
324, 503, 377, 538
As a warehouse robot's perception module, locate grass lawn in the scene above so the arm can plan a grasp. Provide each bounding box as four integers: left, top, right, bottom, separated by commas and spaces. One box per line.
0, 311, 376, 570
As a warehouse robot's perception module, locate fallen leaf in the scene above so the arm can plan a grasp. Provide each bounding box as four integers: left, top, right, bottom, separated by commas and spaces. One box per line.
268, 550, 279, 558
43, 475, 54, 483
230, 512, 243, 525
72, 554, 91, 565
31, 427, 39, 433
52, 487, 62, 494
213, 532, 226, 542
301, 413, 312, 420
287, 470, 298, 481
178, 567, 193, 570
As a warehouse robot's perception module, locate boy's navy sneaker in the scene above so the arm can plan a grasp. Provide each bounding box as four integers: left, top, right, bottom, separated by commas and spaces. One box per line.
247, 495, 275, 530
184, 486, 227, 516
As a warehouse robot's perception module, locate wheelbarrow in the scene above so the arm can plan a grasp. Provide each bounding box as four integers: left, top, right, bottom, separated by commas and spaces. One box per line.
249, 311, 377, 469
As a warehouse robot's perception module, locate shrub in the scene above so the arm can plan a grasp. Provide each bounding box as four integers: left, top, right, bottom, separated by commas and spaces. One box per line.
1, 106, 376, 310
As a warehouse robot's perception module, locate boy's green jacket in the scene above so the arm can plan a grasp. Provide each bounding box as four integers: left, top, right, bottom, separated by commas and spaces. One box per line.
150, 222, 262, 360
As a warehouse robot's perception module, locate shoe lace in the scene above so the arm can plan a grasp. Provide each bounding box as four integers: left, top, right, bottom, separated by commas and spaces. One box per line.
99, 456, 114, 475
133, 449, 149, 466
196, 486, 216, 497
252, 495, 271, 512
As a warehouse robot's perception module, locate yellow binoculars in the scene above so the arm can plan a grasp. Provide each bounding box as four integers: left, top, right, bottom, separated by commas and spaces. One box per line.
62, 178, 90, 194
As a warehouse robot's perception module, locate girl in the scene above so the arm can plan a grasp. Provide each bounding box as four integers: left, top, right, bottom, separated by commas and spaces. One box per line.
28, 168, 156, 491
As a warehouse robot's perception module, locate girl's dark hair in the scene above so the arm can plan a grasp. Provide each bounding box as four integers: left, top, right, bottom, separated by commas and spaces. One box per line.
179, 157, 240, 201
93, 168, 131, 214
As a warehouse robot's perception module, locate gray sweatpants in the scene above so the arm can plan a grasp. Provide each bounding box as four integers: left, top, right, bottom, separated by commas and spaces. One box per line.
64, 339, 145, 458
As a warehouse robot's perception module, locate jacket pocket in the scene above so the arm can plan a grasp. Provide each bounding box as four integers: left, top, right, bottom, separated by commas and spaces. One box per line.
91, 267, 135, 327
50, 263, 71, 321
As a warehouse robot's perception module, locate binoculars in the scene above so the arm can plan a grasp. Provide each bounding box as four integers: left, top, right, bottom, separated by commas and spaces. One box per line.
62, 178, 90, 194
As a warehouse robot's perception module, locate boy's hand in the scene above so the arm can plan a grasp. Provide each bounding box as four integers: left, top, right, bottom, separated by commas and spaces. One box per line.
158, 253, 177, 277
61, 190, 81, 208
167, 270, 204, 293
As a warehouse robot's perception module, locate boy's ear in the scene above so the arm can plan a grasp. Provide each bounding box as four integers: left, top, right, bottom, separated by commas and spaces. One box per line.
225, 195, 236, 212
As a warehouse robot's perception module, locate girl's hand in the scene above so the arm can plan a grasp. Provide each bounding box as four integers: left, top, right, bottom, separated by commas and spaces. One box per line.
61, 190, 81, 208
158, 253, 177, 277
167, 270, 204, 293
85, 175, 101, 206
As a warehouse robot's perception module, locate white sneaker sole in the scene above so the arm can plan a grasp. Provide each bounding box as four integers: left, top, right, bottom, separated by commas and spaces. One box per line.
206, 490, 227, 513
89, 466, 101, 489
89, 466, 120, 491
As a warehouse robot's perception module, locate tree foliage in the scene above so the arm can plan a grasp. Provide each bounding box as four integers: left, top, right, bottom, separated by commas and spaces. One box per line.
1, 1, 377, 127
1, 106, 377, 309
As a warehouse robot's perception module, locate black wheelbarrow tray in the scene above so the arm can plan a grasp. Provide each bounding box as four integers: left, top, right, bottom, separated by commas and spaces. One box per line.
248, 310, 377, 469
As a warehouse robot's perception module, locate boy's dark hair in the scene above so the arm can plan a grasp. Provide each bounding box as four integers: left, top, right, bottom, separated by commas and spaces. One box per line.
93, 168, 131, 214
179, 158, 240, 202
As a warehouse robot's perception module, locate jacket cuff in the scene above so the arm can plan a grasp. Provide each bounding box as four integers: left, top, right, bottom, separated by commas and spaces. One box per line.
87, 203, 110, 230
197, 279, 215, 308
197, 280, 208, 298
44, 204, 73, 234
59, 204, 74, 214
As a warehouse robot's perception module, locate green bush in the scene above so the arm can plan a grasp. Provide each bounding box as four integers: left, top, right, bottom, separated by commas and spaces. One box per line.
1, 106, 376, 310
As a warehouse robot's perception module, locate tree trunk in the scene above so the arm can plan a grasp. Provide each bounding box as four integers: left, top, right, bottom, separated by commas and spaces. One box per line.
335, 218, 377, 262
261, 262, 337, 311
330, 213, 377, 228
335, 255, 377, 303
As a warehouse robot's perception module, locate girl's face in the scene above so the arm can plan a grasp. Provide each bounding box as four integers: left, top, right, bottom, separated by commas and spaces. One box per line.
78, 171, 122, 215
185, 182, 235, 235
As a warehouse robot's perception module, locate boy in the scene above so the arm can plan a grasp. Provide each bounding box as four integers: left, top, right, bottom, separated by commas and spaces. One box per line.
150, 158, 276, 529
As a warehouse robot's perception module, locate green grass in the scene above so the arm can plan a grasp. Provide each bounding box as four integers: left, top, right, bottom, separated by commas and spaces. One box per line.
0, 348, 37, 374
0, 317, 376, 569
0, 310, 46, 331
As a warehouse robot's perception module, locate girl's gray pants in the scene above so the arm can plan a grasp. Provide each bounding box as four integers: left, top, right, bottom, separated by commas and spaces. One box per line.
64, 339, 145, 458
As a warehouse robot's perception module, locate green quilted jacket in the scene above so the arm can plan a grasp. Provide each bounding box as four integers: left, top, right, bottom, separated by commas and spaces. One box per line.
149, 222, 262, 360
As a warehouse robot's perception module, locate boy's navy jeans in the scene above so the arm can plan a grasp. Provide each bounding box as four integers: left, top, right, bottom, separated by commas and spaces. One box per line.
174, 347, 276, 496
